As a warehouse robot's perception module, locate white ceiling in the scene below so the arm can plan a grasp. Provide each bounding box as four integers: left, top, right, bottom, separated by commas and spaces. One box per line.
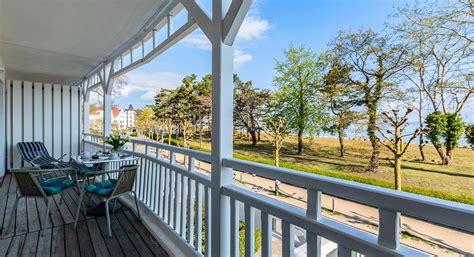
0, 0, 167, 84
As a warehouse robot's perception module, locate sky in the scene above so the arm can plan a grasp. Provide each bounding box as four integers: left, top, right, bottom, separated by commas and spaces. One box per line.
95, 0, 414, 109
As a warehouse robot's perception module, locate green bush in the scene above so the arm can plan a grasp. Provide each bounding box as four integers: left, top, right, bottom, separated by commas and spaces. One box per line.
465, 124, 474, 148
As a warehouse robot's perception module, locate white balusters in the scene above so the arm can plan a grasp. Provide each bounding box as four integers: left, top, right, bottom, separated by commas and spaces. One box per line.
307, 189, 322, 257
195, 183, 203, 252
282, 221, 294, 257
205, 186, 212, 257
230, 198, 239, 257
378, 208, 400, 250
261, 212, 272, 257
187, 178, 196, 246
245, 205, 255, 257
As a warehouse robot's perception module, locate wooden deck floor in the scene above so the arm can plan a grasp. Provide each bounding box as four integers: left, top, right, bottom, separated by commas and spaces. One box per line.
0, 174, 169, 257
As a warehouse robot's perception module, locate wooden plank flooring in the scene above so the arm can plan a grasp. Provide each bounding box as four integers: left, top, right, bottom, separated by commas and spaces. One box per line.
0, 174, 168, 257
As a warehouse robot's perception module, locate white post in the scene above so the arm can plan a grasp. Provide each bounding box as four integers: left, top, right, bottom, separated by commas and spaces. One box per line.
0, 57, 5, 177
210, 0, 234, 256
83, 90, 91, 134
103, 91, 112, 137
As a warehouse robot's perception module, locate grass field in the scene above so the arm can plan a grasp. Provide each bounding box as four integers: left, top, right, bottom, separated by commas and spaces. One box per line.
167, 132, 474, 204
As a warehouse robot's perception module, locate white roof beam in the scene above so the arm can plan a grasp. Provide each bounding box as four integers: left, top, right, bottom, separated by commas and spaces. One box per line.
223, 0, 252, 45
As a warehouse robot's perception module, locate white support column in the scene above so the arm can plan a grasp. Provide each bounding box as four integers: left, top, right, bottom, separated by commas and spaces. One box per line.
83, 90, 91, 134
0, 57, 5, 176
210, 0, 234, 256
167, 14, 174, 37
103, 92, 112, 137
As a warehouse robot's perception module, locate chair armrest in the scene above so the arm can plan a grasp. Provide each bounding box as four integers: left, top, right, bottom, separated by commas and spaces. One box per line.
78, 168, 125, 176
11, 167, 75, 174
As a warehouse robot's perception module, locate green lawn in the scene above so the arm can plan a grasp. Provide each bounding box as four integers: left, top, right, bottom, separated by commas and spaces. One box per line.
168, 133, 474, 204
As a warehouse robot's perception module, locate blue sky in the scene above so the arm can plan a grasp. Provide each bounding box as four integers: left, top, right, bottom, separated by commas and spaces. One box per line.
98, 0, 412, 109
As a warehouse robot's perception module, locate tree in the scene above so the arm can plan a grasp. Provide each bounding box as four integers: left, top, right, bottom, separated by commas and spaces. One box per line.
392, 1, 473, 163
191, 74, 212, 148
91, 75, 129, 105
425, 112, 465, 165
264, 98, 291, 167
136, 107, 157, 138
332, 29, 409, 172
273, 44, 327, 155
234, 74, 270, 146
465, 124, 474, 148
377, 107, 422, 191
321, 54, 363, 157
154, 89, 175, 144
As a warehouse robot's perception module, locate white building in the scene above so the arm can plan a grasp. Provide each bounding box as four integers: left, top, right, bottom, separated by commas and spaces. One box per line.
90, 105, 136, 131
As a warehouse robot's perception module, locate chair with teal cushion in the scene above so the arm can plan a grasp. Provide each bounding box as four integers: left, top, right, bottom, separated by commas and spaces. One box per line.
40, 177, 75, 195
85, 179, 118, 196
4, 167, 76, 236
74, 165, 141, 237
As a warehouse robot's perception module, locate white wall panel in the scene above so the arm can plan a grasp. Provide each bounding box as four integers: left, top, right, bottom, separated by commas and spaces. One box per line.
62, 85, 71, 159
0, 74, 5, 176
70, 87, 80, 156
5, 80, 12, 174
23, 81, 34, 166
11, 80, 22, 168
53, 84, 62, 158
33, 82, 43, 142
5, 80, 82, 170
43, 83, 53, 155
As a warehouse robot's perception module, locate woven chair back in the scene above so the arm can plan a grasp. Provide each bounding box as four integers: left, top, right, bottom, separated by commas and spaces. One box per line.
110, 165, 138, 197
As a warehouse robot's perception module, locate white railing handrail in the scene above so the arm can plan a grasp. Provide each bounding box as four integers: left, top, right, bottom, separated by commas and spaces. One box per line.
83, 138, 212, 187
222, 184, 425, 257
222, 157, 474, 233
129, 138, 212, 162
83, 133, 211, 163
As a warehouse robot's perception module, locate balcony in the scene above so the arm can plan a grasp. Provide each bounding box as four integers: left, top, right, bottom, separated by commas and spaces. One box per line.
0, 1, 473, 257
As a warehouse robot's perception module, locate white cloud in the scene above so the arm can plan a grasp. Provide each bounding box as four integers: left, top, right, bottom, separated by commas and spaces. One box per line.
182, 32, 211, 50
180, 9, 270, 70
236, 15, 270, 42
141, 90, 159, 101
234, 49, 252, 68
118, 71, 183, 97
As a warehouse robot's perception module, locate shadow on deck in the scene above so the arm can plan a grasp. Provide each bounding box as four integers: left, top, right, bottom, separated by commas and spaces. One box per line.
0, 174, 168, 257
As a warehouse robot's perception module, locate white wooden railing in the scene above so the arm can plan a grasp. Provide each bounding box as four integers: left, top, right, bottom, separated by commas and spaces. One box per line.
83, 133, 212, 256
82, 133, 474, 257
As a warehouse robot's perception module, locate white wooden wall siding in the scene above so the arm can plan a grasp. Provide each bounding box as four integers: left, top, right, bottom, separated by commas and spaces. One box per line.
5, 80, 82, 170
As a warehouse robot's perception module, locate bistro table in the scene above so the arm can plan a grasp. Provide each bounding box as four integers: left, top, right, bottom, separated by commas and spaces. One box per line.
71, 154, 138, 216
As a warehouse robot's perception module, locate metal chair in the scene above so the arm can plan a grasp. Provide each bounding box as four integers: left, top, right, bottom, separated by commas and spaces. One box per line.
17, 142, 69, 169
74, 165, 141, 237
4, 167, 76, 236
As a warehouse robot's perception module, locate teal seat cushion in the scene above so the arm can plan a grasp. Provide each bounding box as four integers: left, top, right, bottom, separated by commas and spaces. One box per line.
85, 179, 117, 196
77, 166, 95, 175
40, 178, 74, 195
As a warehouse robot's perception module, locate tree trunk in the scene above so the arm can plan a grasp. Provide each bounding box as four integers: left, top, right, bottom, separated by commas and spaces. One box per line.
199, 121, 203, 149
338, 125, 345, 157
367, 105, 379, 172
258, 129, 261, 141
418, 92, 426, 161
444, 147, 454, 165
297, 129, 304, 155
249, 129, 257, 146
394, 155, 402, 191
433, 143, 447, 164
419, 133, 426, 161
168, 127, 172, 145
275, 143, 280, 167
